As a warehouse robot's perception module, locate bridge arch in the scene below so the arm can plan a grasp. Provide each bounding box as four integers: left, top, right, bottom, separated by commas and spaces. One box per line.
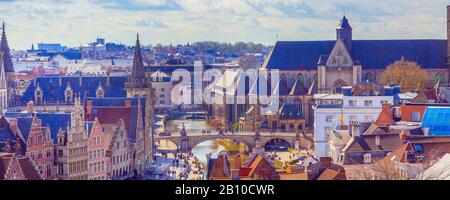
262, 138, 293, 152
188, 135, 255, 152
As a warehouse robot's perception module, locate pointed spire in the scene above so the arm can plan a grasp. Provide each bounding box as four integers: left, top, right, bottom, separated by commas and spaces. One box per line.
337, 15, 352, 30
131, 33, 146, 88
0, 21, 13, 73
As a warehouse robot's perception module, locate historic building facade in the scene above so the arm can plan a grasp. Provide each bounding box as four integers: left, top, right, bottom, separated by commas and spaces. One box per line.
54, 97, 88, 180
232, 12, 450, 136
25, 116, 55, 180
124, 34, 155, 168
87, 117, 108, 180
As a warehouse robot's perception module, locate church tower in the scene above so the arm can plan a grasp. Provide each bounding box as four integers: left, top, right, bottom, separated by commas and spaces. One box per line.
125, 34, 155, 167
336, 16, 352, 52
0, 51, 7, 111
0, 22, 15, 107
125, 34, 148, 98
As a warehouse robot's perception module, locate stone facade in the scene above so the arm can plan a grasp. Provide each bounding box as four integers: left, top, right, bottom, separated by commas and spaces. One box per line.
25, 116, 55, 179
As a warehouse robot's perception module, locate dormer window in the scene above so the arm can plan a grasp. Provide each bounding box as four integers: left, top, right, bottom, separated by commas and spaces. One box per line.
96, 84, 105, 98
364, 153, 372, 164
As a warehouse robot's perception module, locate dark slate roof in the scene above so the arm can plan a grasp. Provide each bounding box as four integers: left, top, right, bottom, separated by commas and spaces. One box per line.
0, 127, 16, 148
5, 112, 71, 143
85, 97, 148, 142
279, 104, 303, 120
338, 16, 352, 29
265, 40, 447, 70
20, 76, 128, 104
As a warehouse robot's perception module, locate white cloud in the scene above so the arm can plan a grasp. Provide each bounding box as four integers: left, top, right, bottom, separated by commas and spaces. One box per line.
0, 0, 448, 49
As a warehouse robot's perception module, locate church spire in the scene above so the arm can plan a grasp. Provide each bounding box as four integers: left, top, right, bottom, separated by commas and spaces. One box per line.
336, 16, 353, 52
131, 33, 146, 88
0, 22, 14, 73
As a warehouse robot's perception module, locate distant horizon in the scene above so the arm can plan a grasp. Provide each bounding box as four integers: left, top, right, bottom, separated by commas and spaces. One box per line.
1, 0, 448, 50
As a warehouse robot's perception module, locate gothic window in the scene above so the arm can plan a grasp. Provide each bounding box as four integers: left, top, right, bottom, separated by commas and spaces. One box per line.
434, 73, 444, 84
280, 73, 288, 93
334, 79, 346, 87
343, 57, 348, 64
96, 85, 105, 98
65, 85, 73, 103
35, 88, 43, 105
337, 50, 342, 56
296, 73, 304, 84
332, 59, 337, 64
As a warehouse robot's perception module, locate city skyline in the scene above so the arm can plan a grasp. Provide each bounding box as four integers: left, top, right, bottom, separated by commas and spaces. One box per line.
0, 0, 448, 50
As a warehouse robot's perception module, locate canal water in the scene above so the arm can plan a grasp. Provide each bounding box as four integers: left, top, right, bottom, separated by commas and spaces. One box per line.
164, 119, 249, 169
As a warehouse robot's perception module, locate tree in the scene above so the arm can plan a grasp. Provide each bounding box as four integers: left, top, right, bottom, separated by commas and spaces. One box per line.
238, 54, 259, 70
378, 58, 431, 92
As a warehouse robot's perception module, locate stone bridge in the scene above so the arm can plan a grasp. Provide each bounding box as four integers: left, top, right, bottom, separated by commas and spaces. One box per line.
154, 131, 313, 152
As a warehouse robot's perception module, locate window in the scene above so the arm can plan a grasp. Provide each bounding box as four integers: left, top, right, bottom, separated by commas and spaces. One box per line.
364, 100, 373, 107
364, 153, 372, 164
348, 100, 356, 107
412, 112, 421, 122
326, 115, 334, 123
364, 115, 373, 122
350, 115, 357, 122
380, 100, 389, 105
161, 88, 165, 92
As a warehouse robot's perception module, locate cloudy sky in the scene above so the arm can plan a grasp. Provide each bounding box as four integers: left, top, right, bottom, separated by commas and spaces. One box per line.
0, 0, 449, 50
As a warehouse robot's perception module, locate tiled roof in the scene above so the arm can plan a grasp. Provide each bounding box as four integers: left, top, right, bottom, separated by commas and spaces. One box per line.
85, 98, 147, 142
342, 134, 403, 153
20, 76, 128, 104
316, 168, 340, 180
6, 112, 71, 143
17, 156, 41, 180
264, 40, 446, 70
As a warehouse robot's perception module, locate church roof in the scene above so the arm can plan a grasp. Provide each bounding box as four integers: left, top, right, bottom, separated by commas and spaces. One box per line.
264, 40, 447, 70
20, 76, 127, 104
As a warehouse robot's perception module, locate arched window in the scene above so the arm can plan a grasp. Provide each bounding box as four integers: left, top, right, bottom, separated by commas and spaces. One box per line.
294, 99, 303, 113
296, 73, 304, 84
280, 73, 288, 93
35, 87, 43, 105
365, 73, 374, 82
96, 84, 105, 98
65, 87, 73, 103
434, 73, 444, 84
334, 79, 346, 87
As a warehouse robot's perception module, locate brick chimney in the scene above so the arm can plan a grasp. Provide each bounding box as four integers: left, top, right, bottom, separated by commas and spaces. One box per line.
319, 157, 332, 169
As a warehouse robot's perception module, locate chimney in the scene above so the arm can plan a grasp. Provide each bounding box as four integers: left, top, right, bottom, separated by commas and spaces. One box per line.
423, 127, 430, 136
319, 157, 332, 168
350, 121, 361, 138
